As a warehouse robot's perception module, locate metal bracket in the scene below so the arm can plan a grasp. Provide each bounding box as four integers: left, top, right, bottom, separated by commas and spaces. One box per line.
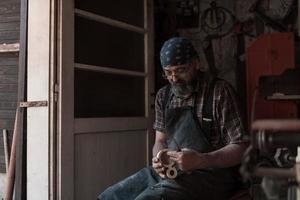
19, 101, 48, 108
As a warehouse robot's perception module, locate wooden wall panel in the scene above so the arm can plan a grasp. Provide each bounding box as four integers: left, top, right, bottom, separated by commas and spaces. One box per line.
0, 0, 20, 173
0, 0, 20, 44
75, 130, 147, 200
0, 54, 18, 173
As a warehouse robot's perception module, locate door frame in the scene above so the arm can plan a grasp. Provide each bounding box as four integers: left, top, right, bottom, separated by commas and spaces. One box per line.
56, 0, 74, 199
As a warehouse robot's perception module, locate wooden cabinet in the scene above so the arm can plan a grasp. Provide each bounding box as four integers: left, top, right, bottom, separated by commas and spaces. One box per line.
246, 32, 297, 125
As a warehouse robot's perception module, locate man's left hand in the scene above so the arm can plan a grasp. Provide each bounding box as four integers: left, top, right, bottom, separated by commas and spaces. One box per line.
167, 148, 208, 172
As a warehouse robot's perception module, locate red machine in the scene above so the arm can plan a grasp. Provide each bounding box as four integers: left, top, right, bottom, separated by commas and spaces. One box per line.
246, 32, 298, 125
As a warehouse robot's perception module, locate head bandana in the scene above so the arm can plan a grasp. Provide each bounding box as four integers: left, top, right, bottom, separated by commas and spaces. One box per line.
160, 37, 199, 68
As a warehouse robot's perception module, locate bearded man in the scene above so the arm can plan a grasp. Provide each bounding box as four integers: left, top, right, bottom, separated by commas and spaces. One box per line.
98, 37, 247, 200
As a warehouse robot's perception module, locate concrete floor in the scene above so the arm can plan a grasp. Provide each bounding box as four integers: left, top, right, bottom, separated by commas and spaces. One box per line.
0, 173, 6, 199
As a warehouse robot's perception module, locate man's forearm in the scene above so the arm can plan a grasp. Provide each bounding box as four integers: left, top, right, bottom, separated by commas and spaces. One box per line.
152, 140, 167, 157
200, 143, 247, 168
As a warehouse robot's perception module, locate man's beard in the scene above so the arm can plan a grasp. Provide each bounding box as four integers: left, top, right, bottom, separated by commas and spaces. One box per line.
171, 76, 198, 98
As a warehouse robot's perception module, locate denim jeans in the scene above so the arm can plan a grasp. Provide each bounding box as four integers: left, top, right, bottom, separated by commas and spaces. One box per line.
97, 167, 238, 200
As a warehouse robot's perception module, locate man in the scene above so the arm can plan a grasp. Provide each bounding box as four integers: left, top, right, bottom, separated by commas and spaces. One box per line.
98, 37, 247, 200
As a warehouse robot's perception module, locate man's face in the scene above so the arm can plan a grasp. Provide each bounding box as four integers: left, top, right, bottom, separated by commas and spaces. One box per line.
163, 60, 199, 98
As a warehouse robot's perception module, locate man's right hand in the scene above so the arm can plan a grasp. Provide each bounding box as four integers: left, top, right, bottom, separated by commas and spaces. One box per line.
152, 157, 166, 178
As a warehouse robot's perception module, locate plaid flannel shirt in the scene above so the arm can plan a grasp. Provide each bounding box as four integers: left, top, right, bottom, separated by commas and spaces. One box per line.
153, 78, 246, 150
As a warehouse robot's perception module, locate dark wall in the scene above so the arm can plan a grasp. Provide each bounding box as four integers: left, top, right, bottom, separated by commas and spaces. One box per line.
154, 0, 298, 130
0, 0, 20, 173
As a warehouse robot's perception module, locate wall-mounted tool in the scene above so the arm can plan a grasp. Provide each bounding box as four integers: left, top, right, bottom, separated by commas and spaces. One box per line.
176, 0, 200, 28
200, 1, 236, 38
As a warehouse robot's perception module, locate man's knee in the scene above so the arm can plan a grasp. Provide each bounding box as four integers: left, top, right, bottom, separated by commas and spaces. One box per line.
97, 187, 114, 200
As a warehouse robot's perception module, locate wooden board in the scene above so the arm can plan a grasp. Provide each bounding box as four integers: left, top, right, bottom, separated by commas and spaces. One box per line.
74, 131, 147, 200
0, 0, 20, 171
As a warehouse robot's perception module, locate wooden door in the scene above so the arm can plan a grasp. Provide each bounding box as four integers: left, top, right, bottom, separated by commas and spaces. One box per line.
58, 1, 154, 199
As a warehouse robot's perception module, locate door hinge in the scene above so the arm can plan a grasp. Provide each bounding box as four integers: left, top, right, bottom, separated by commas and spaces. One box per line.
20, 101, 48, 108
54, 83, 59, 102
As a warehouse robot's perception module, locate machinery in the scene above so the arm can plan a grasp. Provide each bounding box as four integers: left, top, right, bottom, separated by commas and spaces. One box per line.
241, 68, 300, 200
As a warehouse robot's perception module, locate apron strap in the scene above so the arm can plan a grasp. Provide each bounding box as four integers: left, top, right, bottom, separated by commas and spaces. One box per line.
202, 78, 219, 138
162, 84, 171, 111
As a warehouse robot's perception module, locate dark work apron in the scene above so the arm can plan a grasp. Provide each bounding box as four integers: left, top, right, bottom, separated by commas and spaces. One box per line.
165, 92, 211, 152
98, 92, 240, 200
161, 92, 240, 200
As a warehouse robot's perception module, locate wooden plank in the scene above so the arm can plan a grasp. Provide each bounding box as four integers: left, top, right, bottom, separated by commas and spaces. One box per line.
0, 110, 16, 119
0, 0, 19, 6
0, 22, 20, 32
49, 1, 57, 199
75, 131, 147, 200
0, 75, 18, 83
15, 0, 26, 198
27, 0, 51, 198
0, 66, 18, 75
58, 0, 74, 199
0, 57, 18, 65
4, 108, 18, 200
0, 92, 17, 101
0, 164, 6, 173
299, 0, 300, 37
145, 0, 155, 165
0, 102, 17, 109
0, 155, 5, 164
0, 39, 19, 44
0, 165, 6, 173
0, 13, 20, 23
0, 0, 21, 174
0, 30, 19, 41
75, 117, 147, 134
3, 129, 9, 172
0, 3, 20, 15
75, 8, 145, 34
0, 119, 15, 128
0, 43, 20, 53
75, 63, 146, 77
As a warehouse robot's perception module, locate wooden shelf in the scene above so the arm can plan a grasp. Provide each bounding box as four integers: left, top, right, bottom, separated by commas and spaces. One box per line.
0, 43, 20, 53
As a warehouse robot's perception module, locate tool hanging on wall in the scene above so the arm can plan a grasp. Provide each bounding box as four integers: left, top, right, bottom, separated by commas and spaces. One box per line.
175, 0, 200, 28
249, 0, 297, 32
200, 1, 236, 38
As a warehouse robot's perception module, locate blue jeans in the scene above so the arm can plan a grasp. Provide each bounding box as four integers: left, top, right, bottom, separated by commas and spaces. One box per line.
97, 167, 195, 200
97, 167, 238, 200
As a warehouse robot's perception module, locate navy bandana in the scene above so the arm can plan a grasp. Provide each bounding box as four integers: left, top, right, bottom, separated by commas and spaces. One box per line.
160, 37, 199, 68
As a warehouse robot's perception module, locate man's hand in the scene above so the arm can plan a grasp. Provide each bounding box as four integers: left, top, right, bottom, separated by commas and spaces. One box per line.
167, 149, 208, 172
152, 157, 166, 178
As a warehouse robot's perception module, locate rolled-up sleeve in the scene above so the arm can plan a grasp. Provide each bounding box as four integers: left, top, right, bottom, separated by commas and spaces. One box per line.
153, 87, 167, 133
215, 81, 246, 145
